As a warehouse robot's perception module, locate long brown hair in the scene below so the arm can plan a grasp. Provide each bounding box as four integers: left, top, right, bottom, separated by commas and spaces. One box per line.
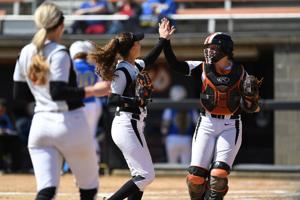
88, 32, 136, 81
28, 2, 64, 85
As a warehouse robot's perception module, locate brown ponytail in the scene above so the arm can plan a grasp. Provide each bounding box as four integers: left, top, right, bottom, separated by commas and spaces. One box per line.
88, 38, 120, 81
88, 32, 135, 81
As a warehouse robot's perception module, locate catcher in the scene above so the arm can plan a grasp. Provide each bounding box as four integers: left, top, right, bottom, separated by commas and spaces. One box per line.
162, 24, 262, 200
88, 18, 174, 200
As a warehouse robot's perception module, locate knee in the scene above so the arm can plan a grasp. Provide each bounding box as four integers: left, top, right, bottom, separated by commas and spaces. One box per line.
132, 173, 155, 191
205, 161, 230, 199
35, 187, 56, 200
186, 166, 209, 199
147, 171, 155, 183
145, 171, 155, 185
210, 169, 228, 178
210, 161, 230, 178
79, 188, 97, 200
187, 166, 208, 184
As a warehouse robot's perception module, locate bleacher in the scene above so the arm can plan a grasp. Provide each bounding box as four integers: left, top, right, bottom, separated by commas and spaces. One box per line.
0, 0, 299, 35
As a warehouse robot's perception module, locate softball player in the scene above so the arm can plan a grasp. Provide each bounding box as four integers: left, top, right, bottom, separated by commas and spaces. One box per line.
70, 40, 103, 160
163, 28, 260, 200
161, 85, 198, 165
12, 3, 110, 200
88, 18, 174, 200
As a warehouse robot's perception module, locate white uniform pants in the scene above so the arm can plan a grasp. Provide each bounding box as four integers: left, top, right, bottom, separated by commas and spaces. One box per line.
191, 115, 242, 170
28, 108, 99, 192
111, 111, 155, 191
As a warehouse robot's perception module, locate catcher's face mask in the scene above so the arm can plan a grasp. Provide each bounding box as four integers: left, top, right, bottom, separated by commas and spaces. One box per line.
204, 44, 226, 64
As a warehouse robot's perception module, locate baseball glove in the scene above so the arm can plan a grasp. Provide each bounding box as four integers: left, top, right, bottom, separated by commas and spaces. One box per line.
135, 71, 153, 107
240, 75, 263, 112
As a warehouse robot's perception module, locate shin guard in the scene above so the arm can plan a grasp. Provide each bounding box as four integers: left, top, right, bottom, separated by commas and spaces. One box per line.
186, 166, 208, 200
204, 176, 228, 200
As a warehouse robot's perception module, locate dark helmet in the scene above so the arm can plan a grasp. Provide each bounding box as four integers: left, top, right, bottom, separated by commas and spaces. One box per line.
203, 32, 234, 63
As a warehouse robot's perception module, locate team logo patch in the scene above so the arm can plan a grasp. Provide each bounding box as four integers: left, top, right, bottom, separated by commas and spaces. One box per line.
217, 77, 230, 84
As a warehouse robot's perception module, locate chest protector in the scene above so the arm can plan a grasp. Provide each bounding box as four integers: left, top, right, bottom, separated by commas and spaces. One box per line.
200, 63, 244, 115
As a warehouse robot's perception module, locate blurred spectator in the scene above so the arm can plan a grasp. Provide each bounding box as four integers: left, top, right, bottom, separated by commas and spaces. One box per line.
161, 85, 198, 164
0, 98, 22, 173
140, 0, 177, 33
70, 40, 103, 163
0, 99, 14, 135
14, 102, 34, 172
70, 0, 109, 34
107, 0, 142, 34
14, 102, 34, 145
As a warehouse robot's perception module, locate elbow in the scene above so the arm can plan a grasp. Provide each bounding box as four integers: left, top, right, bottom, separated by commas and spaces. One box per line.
50, 87, 63, 101
50, 84, 65, 101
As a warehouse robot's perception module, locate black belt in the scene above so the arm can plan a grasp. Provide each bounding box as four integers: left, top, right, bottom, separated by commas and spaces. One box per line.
201, 112, 240, 120
118, 107, 141, 114
115, 110, 145, 121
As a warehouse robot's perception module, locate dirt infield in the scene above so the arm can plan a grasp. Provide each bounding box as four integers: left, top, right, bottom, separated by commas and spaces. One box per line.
1, 172, 300, 200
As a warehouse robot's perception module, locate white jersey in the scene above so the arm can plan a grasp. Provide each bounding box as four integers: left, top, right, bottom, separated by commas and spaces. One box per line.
111, 59, 147, 117
111, 59, 145, 94
13, 40, 99, 193
13, 40, 74, 113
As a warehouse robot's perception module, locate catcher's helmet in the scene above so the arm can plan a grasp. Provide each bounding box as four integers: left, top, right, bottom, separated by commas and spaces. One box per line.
203, 32, 233, 63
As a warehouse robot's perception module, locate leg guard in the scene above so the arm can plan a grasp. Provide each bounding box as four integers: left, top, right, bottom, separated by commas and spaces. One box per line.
79, 188, 97, 200
35, 187, 56, 200
204, 176, 228, 200
186, 166, 209, 200
211, 161, 231, 174
204, 161, 230, 200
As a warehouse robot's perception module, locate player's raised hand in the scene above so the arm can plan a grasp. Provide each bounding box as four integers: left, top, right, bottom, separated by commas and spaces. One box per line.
159, 18, 176, 40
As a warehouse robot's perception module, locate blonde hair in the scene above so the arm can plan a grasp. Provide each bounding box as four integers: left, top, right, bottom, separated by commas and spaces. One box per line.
28, 2, 64, 85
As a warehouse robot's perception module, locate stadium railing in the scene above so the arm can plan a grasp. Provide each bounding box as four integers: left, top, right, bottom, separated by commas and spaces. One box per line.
173, 6, 300, 32
0, 0, 35, 15
1, 8, 300, 34
0, 10, 6, 34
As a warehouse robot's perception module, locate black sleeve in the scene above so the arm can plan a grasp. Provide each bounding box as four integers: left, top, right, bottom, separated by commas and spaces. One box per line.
13, 81, 35, 102
163, 40, 190, 75
143, 38, 168, 69
108, 93, 138, 107
50, 81, 85, 101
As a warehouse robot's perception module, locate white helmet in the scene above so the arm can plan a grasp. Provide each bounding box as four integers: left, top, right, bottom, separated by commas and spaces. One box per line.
169, 85, 187, 101
69, 40, 94, 59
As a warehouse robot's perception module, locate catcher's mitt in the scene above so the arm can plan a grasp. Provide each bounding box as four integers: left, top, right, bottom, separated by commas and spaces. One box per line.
135, 70, 154, 107
240, 75, 263, 112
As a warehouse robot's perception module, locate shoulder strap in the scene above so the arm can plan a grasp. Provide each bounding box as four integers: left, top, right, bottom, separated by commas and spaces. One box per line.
49, 48, 70, 64
135, 62, 143, 72
115, 67, 133, 96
